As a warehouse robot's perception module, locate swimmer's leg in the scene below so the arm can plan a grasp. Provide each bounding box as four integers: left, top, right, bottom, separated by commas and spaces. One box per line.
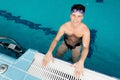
56, 41, 68, 58
71, 46, 82, 63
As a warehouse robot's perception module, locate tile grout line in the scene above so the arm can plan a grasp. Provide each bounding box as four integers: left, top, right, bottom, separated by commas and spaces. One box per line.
1, 74, 12, 80
23, 74, 28, 80
0, 59, 14, 64
21, 58, 33, 63
0, 54, 15, 64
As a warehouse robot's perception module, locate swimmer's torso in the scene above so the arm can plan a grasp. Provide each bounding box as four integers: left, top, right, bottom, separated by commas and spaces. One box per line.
63, 22, 84, 47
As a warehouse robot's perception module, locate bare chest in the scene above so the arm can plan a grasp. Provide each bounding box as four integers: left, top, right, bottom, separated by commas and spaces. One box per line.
65, 27, 83, 37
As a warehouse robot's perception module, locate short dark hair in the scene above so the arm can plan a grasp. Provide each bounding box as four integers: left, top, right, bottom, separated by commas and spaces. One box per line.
71, 4, 85, 13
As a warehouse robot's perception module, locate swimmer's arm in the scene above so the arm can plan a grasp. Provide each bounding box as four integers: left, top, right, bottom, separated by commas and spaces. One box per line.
47, 26, 65, 54
79, 29, 90, 63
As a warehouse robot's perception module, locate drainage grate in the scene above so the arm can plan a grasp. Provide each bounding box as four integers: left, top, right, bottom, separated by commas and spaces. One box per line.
28, 53, 83, 80
27, 52, 118, 80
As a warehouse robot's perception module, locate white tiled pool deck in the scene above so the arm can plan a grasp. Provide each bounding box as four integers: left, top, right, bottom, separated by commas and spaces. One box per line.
0, 49, 40, 80
0, 49, 119, 80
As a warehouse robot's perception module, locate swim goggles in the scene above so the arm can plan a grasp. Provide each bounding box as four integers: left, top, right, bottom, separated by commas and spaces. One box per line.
71, 9, 84, 14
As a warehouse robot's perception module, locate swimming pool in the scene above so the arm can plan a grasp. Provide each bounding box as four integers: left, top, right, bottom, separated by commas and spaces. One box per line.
0, 0, 120, 79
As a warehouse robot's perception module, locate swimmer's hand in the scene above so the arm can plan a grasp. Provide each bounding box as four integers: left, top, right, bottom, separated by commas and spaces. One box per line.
72, 61, 84, 78
42, 52, 54, 67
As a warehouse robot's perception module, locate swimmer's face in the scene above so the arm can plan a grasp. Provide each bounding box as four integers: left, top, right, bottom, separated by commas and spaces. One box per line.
70, 11, 83, 26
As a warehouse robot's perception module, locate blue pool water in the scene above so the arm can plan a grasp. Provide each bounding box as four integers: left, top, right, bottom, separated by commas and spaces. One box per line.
0, 0, 120, 79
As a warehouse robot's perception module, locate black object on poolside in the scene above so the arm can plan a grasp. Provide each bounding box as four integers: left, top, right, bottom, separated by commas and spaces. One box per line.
0, 36, 26, 59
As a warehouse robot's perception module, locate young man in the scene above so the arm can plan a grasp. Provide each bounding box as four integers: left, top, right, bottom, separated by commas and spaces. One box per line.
42, 4, 90, 77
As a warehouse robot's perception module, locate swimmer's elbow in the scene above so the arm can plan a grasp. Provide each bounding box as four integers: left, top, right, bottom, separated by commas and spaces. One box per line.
83, 46, 89, 50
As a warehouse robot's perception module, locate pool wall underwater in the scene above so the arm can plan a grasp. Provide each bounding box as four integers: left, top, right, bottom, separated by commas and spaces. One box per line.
0, 0, 120, 79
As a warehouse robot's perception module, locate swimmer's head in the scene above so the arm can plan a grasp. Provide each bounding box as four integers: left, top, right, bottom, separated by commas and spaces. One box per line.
71, 4, 85, 14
